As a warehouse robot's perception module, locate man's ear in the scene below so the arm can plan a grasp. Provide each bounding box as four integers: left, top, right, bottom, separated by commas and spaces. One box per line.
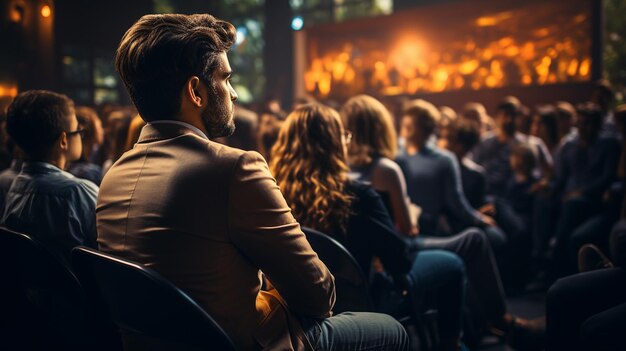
185, 76, 206, 108
58, 132, 68, 151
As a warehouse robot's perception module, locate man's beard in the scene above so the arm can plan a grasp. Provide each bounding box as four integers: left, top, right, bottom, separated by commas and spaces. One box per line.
202, 84, 235, 139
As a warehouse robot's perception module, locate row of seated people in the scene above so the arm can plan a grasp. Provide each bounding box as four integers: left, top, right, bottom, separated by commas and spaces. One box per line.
229, 80, 623, 293
0, 89, 541, 350
0, 13, 623, 351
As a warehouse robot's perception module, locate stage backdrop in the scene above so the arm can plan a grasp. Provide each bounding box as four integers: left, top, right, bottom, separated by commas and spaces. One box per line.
295, 0, 600, 113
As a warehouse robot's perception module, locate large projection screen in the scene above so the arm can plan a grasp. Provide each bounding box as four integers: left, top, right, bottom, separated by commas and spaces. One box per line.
298, 0, 597, 108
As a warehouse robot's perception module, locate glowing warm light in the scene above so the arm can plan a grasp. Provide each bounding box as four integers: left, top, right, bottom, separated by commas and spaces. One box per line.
453, 75, 465, 89
476, 16, 497, 27
407, 78, 422, 94
434, 68, 449, 82
0, 84, 19, 98
459, 60, 479, 75
486, 75, 498, 88
567, 59, 579, 76
476, 12, 513, 27
499, 37, 514, 47
41, 5, 51, 18
318, 72, 331, 96
381, 86, 404, 96
548, 73, 557, 83
482, 49, 493, 60
579, 59, 591, 77
331, 61, 347, 80
504, 46, 519, 57
303, 4, 591, 97
10, 7, 23, 23
344, 68, 356, 82
521, 43, 535, 60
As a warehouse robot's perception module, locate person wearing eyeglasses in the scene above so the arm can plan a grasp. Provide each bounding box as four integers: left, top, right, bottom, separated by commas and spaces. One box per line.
1, 90, 98, 263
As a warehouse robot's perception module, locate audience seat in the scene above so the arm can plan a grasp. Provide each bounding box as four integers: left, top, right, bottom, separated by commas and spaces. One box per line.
302, 226, 374, 313
72, 246, 236, 351
301, 226, 439, 350
0, 226, 121, 350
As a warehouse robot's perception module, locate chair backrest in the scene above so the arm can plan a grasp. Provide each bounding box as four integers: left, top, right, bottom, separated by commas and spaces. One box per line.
0, 226, 112, 349
71, 246, 236, 351
301, 226, 375, 313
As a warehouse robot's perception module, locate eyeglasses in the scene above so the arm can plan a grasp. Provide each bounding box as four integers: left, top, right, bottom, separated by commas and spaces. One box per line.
343, 131, 352, 144
67, 128, 85, 138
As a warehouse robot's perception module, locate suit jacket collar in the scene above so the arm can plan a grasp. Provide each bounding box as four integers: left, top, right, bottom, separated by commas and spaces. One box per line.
138, 121, 209, 144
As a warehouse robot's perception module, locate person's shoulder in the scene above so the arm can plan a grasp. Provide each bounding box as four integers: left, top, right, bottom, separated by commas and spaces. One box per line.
65, 173, 99, 197
374, 157, 403, 175
431, 146, 457, 165
347, 179, 380, 201
461, 157, 485, 174
598, 134, 621, 148
36, 171, 99, 204
480, 131, 497, 143
205, 140, 246, 160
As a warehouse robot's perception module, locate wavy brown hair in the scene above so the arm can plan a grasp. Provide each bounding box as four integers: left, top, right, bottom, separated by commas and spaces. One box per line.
270, 103, 353, 235
340, 95, 397, 167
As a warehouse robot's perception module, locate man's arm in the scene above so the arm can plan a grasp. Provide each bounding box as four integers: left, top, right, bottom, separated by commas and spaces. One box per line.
443, 152, 486, 226
228, 151, 335, 318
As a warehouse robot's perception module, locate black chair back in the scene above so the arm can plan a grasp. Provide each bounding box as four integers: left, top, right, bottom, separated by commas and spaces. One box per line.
302, 226, 439, 350
0, 226, 119, 350
72, 246, 236, 351
301, 226, 375, 313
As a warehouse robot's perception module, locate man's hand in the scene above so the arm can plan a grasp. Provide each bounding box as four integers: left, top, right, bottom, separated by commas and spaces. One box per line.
479, 203, 496, 216
481, 213, 497, 227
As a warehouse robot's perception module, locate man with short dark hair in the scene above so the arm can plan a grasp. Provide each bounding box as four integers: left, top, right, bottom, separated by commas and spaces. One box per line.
2, 90, 98, 261
472, 97, 552, 198
97, 14, 408, 350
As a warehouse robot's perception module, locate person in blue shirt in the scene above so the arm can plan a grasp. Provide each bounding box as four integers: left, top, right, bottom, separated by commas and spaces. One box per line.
2, 90, 98, 262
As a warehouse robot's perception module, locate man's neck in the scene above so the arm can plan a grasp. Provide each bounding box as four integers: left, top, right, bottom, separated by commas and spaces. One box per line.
175, 112, 209, 138
24, 157, 64, 170
47, 158, 65, 170
496, 129, 513, 143
406, 142, 425, 155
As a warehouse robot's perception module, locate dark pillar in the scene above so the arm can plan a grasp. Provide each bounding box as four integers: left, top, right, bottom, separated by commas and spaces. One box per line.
263, 0, 293, 110
591, 0, 604, 81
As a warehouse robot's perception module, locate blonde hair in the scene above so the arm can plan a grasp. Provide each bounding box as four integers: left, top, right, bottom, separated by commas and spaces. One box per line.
270, 103, 353, 235
340, 95, 397, 166
75, 106, 104, 160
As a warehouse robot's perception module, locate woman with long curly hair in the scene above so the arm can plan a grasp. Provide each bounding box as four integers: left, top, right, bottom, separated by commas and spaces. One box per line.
270, 103, 467, 351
